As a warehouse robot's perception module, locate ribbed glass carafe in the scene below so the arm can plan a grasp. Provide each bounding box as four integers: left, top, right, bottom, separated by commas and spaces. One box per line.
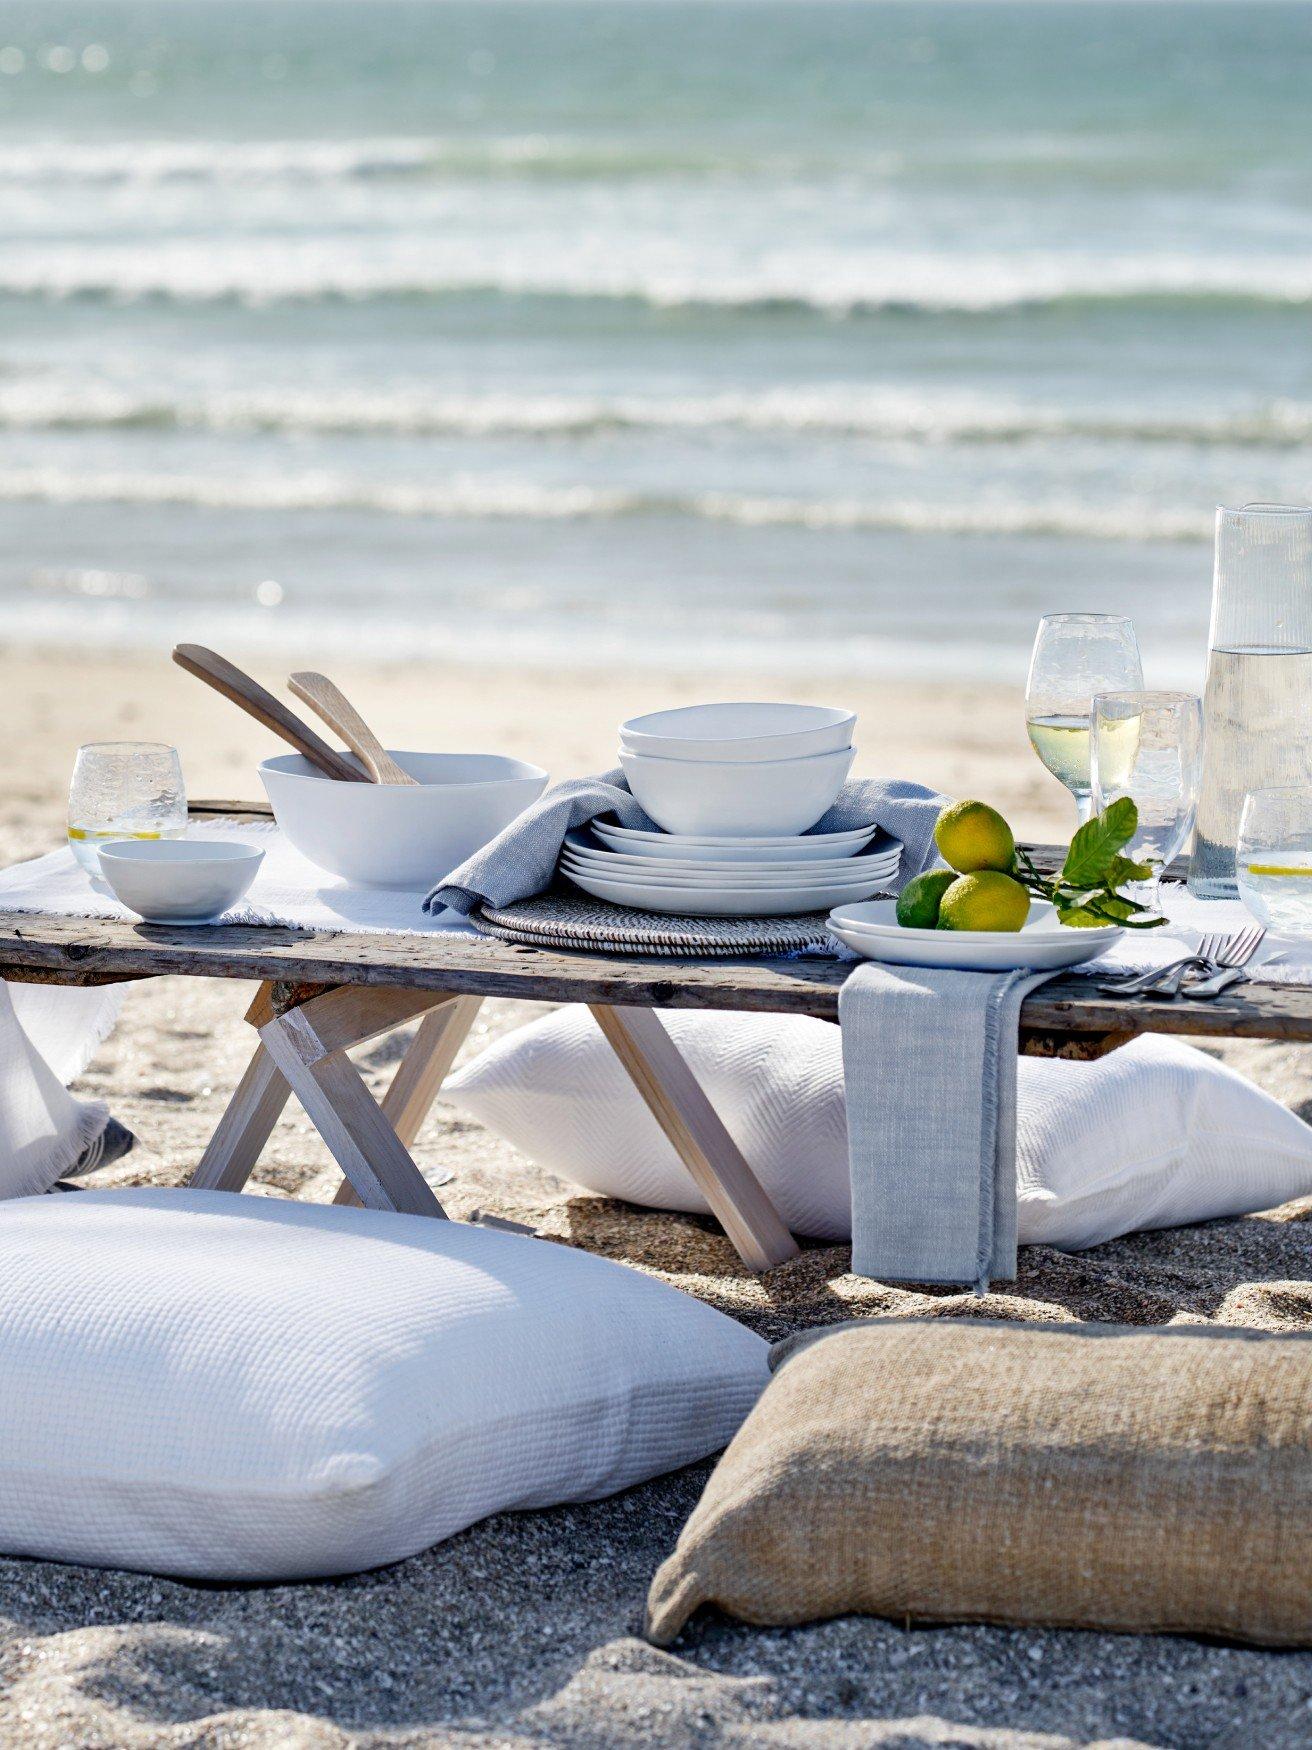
1189, 504, 1312, 897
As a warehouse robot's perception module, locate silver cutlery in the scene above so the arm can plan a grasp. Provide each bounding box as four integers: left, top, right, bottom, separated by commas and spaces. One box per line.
1179, 924, 1267, 1000
1097, 925, 1265, 999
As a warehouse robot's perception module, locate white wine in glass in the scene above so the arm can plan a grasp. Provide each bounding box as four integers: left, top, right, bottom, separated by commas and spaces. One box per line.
1025, 613, 1143, 825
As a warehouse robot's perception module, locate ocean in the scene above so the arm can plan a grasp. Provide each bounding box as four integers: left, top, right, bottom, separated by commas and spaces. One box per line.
1, 0, 1310, 686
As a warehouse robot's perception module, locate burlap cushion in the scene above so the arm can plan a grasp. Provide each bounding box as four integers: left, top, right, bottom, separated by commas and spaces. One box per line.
646, 1319, 1312, 1647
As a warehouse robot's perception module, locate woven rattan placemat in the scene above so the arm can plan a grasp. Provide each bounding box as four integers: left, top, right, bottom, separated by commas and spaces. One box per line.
472, 889, 834, 957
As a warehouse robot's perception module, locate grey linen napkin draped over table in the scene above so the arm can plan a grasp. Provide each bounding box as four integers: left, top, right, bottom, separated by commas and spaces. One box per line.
839, 962, 1058, 1294
425, 769, 1046, 1292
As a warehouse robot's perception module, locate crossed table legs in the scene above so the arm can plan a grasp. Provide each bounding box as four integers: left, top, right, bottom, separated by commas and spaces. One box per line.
189, 980, 800, 1271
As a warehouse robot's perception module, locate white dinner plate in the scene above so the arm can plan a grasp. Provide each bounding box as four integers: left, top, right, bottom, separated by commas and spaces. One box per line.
592, 819, 887, 863
561, 849, 891, 887
563, 831, 898, 880
564, 865, 892, 916
827, 899, 1123, 972
560, 856, 892, 895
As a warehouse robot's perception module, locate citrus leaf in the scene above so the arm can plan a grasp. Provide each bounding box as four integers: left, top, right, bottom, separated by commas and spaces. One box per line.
1060, 798, 1139, 888
1109, 853, 1156, 885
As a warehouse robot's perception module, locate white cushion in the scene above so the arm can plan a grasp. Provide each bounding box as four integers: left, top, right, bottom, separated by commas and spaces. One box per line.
0, 1188, 768, 1581
443, 1007, 1312, 1251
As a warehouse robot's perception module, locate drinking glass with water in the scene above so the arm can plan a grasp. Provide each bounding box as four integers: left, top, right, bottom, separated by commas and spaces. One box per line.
1237, 788, 1312, 938
1091, 691, 1203, 911
68, 742, 188, 873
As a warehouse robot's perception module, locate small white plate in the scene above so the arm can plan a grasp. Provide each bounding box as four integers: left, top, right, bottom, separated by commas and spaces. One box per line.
592, 820, 884, 862
563, 831, 898, 880
564, 865, 891, 916
827, 898, 1123, 972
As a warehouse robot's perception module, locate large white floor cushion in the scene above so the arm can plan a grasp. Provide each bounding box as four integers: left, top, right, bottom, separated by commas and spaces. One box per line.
443, 1007, 1312, 1251
0, 1189, 768, 1581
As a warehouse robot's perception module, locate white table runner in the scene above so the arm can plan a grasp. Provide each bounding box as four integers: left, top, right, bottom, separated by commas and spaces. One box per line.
0, 821, 479, 940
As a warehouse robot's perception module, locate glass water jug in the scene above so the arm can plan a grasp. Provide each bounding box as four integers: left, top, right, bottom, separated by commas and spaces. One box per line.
1189, 503, 1312, 898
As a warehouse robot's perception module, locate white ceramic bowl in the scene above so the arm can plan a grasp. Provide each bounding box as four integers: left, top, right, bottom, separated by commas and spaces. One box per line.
260, 751, 548, 889
618, 746, 853, 838
619, 702, 856, 763
827, 898, 1123, 972
98, 839, 264, 924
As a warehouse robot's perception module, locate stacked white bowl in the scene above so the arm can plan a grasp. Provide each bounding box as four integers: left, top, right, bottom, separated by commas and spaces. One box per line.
559, 702, 897, 916
618, 702, 856, 837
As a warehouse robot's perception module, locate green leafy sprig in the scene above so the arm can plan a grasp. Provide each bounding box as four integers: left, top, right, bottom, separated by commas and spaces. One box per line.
1013, 797, 1166, 929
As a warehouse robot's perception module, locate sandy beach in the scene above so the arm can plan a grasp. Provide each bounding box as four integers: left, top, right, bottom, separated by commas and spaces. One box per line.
1, 642, 1311, 1748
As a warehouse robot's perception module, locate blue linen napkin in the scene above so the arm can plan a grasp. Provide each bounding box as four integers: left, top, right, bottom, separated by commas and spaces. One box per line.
424, 770, 949, 915
839, 960, 1058, 1292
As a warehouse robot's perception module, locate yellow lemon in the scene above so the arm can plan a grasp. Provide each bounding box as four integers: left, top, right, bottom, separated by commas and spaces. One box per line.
937, 871, 1030, 933
895, 868, 958, 929
933, 800, 1016, 874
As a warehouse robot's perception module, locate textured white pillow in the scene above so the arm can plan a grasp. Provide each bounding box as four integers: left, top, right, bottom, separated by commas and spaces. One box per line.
0, 1188, 768, 1581
443, 1007, 1312, 1251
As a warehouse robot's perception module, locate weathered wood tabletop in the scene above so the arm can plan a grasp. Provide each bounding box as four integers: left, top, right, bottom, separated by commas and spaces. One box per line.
0, 822, 1300, 1061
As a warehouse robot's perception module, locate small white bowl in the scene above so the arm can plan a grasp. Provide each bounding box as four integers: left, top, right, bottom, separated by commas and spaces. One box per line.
619, 745, 853, 837
620, 702, 855, 763
98, 839, 264, 925
260, 751, 548, 889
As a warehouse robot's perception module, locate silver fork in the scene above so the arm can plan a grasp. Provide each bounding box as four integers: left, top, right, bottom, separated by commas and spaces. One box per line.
1099, 928, 1230, 998
1179, 924, 1267, 999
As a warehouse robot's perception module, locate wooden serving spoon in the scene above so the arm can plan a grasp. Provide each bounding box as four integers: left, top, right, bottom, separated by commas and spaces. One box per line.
288, 671, 417, 786
172, 644, 367, 782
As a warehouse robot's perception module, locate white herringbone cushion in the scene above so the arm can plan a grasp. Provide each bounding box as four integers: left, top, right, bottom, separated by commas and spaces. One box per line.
0, 1188, 768, 1581
443, 1007, 1312, 1250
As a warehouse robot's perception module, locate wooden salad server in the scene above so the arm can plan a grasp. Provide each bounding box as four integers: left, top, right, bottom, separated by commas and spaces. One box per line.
288, 671, 418, 786
171, 644, 367, 783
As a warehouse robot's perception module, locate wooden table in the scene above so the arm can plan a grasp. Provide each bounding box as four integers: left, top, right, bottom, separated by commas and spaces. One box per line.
0, 832, 1304, 1272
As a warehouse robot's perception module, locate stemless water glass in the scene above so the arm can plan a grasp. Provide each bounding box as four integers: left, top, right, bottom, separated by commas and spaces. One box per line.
1236, 787, 1312, 938
68, 742, 187, 872
1091, 690, 1203, 910
1025, 613, 1143, 826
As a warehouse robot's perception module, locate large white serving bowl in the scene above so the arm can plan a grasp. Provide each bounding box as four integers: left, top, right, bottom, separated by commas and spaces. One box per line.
828, 898, 1123, 972
593, 819, 881, 862
564, 863, 888, 916
260, 751, 548, 889
619, 702, 855, 763
618, 745, 853, 838
98, 839, 264, 925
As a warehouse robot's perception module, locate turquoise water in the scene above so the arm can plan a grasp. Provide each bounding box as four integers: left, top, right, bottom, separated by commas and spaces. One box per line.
0, 0, 1310, 679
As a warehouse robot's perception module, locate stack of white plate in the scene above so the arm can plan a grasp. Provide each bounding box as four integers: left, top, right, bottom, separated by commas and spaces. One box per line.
828, 898, 1124, 972
561, 823, 900, 917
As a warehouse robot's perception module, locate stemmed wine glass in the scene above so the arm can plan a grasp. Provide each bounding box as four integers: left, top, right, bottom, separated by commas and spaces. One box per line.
1025, 613, 1144, 826
1091, 690, 1203, 911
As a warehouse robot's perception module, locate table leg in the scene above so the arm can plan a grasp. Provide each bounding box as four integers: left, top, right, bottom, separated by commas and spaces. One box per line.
190, 981, 469, 1218
259, 1000, 447, 1218
190, 983, 292, 1194
334, 995, 483, 1207
589, 1004, 799, 1272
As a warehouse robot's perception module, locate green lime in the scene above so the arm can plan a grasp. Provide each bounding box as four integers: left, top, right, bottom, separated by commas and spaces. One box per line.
895, 868, 958, 930
937, 871, 1031, 933
933, 800, 1016, 874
